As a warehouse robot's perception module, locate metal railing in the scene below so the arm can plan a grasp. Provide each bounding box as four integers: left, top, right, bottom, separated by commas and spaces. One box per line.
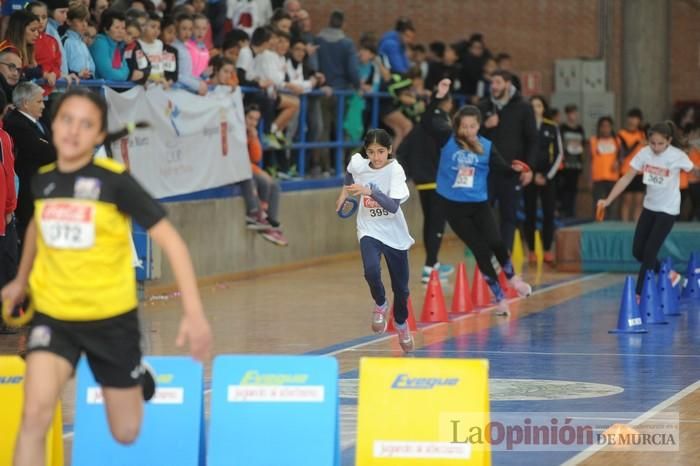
48, 79, 470, 185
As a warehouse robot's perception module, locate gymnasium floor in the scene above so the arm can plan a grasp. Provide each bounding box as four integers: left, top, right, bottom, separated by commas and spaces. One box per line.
1, 240, 699, 465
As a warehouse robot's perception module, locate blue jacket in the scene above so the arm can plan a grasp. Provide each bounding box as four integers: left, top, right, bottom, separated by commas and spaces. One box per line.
378, 30, 409, 74
90, 34, 130, 81
63, 29, 95, 77
436, 136, 493, 203
46, 19, 68, 76
314, 28, 359, 89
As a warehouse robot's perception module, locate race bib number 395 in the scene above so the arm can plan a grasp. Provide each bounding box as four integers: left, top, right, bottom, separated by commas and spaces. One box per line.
40, 202, 96, 249
642, 164, 670, 186
363, 196, 390, 218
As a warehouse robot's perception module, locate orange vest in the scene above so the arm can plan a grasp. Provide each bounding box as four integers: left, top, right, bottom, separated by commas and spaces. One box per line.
590, 136, 620, 182
617, 129, 646, 175
688, 147, 700, 184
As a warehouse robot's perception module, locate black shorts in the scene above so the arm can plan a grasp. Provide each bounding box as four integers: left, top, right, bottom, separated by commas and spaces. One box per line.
26, 310, 144, 388
626, 174, 646, 193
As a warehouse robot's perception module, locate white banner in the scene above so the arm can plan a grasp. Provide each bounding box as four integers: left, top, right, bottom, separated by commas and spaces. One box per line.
105, 85, 251, 199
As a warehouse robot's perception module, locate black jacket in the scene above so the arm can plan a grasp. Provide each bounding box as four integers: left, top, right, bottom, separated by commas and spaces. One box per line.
4, 109, 56, 237
397, 98, 452, 185
533, 119, 561, 177
477, 90, 539, 170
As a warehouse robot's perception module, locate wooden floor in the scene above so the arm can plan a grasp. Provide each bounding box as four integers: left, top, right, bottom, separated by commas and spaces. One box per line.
1, 240, 699, 465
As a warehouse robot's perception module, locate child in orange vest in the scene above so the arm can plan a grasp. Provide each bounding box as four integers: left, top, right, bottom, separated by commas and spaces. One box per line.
590, 116, 620, 219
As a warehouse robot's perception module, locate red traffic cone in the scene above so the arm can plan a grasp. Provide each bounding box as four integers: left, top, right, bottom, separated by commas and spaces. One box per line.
472, 266, 492, 307
388, 296, 418, 331
420, 270, 449, 323
451, 262, 474, 314
498, 270, 518, 299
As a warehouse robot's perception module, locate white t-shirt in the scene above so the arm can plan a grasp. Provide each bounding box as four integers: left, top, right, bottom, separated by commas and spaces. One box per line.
139, 39, 164, 80
347, 153, 414, 250
630, 145, 694, 215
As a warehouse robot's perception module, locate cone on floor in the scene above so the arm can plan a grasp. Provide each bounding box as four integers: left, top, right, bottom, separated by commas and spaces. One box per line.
471, 266, 492, 308
658, 260, 680, 316
511, 229, 524, 275
420, 270, 449, 323
640, 270, 667, 324
388, 296, 417, 331
682, 252, 700, 301
498, 270, 518, 299
534, 230, 544, 267
451, 262, 474, 314
609, 276, 647, 334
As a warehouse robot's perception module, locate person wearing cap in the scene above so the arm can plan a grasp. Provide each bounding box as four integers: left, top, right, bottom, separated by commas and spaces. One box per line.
378, 18, 415, 74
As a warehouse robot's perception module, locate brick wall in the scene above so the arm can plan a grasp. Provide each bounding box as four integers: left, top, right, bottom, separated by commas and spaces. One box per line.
670, 0, 700, 104
302, 0, 698, 109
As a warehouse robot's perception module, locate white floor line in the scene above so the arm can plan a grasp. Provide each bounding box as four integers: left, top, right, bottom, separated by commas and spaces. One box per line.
323, 272, 608, 358
345, 349, 700, 358
561, 379, 700, 465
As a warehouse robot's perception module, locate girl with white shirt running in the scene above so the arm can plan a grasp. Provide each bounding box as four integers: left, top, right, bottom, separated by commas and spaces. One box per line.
598, 121, 700, 297
336, 129, 415, 352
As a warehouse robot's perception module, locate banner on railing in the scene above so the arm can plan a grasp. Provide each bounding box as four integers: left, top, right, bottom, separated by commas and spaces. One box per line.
105, 85, 251, 199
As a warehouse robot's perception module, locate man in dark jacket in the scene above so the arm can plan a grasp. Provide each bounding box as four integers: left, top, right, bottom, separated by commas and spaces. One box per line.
478, 69, 538, 248
4, 82, 56, 244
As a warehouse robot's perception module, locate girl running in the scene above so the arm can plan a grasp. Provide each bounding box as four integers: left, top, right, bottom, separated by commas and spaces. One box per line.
598, 121, 700, 297
431, 79, 533, 315
1, 89, 212, 466
336, 129, 415, 352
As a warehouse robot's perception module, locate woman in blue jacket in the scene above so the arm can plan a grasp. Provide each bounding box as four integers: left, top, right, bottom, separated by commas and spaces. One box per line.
431, 79, 533, 315
89, 10, 137, 82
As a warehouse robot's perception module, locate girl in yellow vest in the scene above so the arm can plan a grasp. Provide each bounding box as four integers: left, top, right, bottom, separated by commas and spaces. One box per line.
1, 88, 213, 466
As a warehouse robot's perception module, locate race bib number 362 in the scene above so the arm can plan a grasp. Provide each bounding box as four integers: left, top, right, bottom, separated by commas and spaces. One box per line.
643, 165, 670, 186
40, 202, 96, 249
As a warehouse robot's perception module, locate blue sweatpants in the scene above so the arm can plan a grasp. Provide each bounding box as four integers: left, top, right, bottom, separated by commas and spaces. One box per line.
360, 236, 409, 324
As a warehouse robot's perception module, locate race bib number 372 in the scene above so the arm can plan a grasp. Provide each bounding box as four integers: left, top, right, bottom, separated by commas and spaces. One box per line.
40, 202, 96, 249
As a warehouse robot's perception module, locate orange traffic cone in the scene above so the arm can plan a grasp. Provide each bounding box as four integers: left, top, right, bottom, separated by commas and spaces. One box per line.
451, 262, 474, 314
388, 296, 418, 331
498, 270, 518, 299
420, 270, 449, 323
472, 266, 492, 307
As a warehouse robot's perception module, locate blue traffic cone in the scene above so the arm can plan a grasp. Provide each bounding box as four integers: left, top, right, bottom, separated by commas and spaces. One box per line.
681, 252, 700, 301
640, 270, 667, 324
609, 276, 647, 334
662, 257, 682, 312
658, 266, 681, 316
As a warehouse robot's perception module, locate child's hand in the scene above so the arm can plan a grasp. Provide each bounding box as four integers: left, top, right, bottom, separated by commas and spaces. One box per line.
436, 79, 451, 98
336, 190, 349, 212
176, 312, 212, 363
346, 184, 370, 196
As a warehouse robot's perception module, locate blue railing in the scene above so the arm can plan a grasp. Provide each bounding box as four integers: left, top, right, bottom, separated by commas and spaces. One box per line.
48, 79, 470, 193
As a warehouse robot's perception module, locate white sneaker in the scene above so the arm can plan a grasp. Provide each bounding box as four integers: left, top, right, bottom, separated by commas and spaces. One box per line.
495, 299, 510, 316
509, 275, 532, 297
396, 322, 414, 352
372, 301, 389, 334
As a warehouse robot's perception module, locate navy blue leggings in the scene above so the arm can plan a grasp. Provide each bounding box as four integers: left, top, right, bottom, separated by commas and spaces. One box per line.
360, 236, 409, 324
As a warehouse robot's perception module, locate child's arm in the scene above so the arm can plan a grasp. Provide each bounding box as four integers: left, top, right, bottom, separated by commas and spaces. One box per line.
345, 183, 402, 213
335, 172, 352, 212
148, 219, 212, 362
599, 169, 637, 208
0, 220, 37, 307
